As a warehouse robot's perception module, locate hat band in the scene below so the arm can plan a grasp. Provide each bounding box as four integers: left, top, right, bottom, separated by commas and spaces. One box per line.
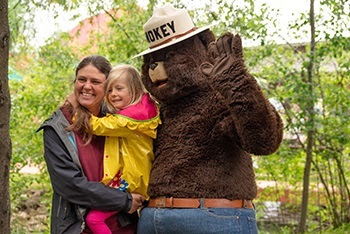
149, 27, 198, 49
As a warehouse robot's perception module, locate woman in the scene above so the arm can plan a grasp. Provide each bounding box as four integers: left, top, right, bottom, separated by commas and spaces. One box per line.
39, 55, 144, 233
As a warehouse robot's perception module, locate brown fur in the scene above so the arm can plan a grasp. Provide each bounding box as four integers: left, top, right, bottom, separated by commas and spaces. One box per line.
141, 30, 283, 200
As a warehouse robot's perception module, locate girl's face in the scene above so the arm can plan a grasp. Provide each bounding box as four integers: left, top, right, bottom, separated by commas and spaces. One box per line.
74, 64, 106, 116
107, 75, 131, 110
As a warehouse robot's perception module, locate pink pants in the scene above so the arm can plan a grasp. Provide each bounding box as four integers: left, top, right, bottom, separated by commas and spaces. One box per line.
86, 209, 118, 234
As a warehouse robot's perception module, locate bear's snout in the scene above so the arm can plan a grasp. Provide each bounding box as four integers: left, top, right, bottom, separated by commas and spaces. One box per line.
149, 61, 168, 84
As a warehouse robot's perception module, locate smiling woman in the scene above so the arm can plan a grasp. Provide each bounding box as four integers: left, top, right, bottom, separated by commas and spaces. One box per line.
38, 55, 144, 233
70, 55, 112, 143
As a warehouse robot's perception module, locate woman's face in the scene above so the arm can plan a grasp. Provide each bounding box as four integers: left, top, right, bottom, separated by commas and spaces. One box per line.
74, 64, 107, 116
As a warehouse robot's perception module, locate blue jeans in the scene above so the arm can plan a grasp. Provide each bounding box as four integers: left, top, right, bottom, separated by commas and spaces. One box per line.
137, 206, 258, 234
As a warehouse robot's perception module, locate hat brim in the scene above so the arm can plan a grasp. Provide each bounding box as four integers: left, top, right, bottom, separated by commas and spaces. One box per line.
132, 23, 217, 58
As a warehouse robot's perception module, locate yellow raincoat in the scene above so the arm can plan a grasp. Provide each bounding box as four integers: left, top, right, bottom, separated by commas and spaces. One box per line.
90, 94, 161, 199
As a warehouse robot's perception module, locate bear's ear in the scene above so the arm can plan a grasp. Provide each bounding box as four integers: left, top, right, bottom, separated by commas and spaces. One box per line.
143, 54, 151, 64
198, 30, 216, 49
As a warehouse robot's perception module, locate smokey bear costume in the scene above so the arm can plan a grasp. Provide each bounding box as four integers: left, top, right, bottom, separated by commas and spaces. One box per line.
135, 4, 283, 233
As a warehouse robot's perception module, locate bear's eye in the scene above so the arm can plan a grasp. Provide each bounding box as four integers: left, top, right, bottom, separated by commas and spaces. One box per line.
165, 51, 175, 60
150, 63, 158, 70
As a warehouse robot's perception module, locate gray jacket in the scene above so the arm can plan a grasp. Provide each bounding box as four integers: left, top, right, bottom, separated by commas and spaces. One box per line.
38, 109, 134, 233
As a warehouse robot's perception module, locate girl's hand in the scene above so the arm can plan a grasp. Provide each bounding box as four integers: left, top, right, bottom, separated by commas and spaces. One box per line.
66, 93, 78, 109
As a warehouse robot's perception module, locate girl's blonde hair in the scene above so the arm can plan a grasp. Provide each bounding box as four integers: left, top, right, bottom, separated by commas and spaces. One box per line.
105, 64, 145, 113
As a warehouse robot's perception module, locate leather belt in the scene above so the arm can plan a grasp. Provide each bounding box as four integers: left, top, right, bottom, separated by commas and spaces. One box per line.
148, 197, 254, 209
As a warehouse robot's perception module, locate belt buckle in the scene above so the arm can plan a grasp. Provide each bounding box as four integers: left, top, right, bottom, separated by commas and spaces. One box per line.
155, 196, 166, 207
243, 199, 248, 208
243, 199, 253, 209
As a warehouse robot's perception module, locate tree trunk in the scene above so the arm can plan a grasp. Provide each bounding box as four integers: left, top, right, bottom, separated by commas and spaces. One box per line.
298, 0, 315, 233
0, 0, 11, 233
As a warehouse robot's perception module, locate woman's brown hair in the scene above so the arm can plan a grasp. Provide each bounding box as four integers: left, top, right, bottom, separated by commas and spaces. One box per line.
67, 55, 112, 144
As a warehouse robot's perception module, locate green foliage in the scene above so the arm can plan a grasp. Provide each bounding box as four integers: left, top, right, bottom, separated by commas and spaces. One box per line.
324, 223, 350, 234
97, 1, 152, 65
10, 173, 51, 233
248, 20, 350, 232
10, 39, 78, 167
10, 35, 79, 231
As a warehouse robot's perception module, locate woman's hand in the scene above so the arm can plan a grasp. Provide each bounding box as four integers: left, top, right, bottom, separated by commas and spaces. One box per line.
128, 193, 145, 214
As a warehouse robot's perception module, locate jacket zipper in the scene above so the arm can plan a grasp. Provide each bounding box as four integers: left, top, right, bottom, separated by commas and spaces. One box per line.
63, 204, 68, 219
80, 221, 86, 233
56, 196, 62, 218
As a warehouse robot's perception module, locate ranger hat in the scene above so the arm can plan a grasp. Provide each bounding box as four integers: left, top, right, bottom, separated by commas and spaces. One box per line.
133, 4, 215, 58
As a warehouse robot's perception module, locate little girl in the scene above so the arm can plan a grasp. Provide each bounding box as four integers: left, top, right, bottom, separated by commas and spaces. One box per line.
86, 64, 161, 234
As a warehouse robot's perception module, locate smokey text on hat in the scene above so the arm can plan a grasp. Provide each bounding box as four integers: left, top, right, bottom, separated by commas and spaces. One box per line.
145, 21, 176, 43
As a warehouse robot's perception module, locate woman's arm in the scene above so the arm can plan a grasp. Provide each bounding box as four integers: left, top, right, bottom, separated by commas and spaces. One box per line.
43, 127, 132, 212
